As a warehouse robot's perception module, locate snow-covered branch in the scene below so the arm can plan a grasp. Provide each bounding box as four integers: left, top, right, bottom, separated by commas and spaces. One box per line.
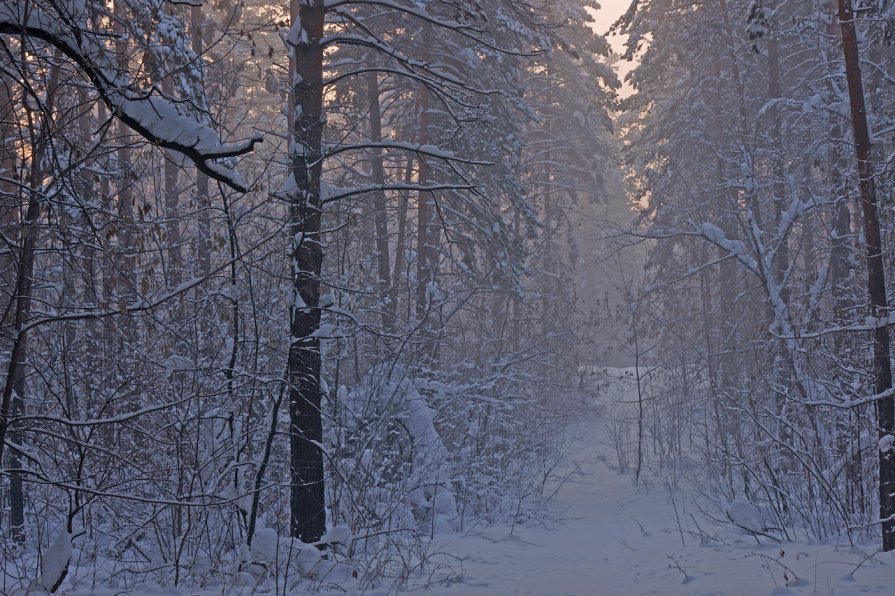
0, 2, 261, 192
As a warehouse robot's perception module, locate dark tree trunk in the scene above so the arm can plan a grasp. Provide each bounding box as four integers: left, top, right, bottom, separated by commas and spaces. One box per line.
288, 0, 326, 544
0, 70, 23, 544
0, 58, 56, 528
0, 142, 41, 533
8, 361, 25, 544
366, 71, 392, 329
837, 0, 895, 551
415, 84, 432, 321
191, 4, 211, 279
163, 81, 181, 287
391, 157, 413, 316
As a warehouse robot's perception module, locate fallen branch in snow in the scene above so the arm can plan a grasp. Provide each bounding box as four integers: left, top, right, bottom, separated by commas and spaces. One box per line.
747, 551, 800, 587
727, 517, 782, 543
666, 483, 687, 547
665, 554, 693, 584
848, 548, 882, 577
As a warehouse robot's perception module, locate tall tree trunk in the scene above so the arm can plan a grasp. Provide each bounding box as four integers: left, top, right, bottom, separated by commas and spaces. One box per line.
0, 56, 59, 536
767, 34, 789, 304
829, 121, 852, 327
288, 0, 326, 544
415, 22, 438, 327
390, 157, 413, 318
0, 66, 24, 544
7, 356, 25, 544
366, 71, 392, 330
114, 10, 136, 324
163, 79, 181, 287
837, 0, 895, 551
415, 83, 432, 321
766, 25, 798, 508
0, 130, 43, 532
191, 4, 211, 279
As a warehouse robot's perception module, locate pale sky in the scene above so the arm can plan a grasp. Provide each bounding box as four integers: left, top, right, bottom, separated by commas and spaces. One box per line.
588, 0, 635, 95
589, 0, 629, 38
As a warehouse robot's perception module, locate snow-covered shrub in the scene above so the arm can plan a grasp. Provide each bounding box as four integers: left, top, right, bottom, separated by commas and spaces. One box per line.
584, 366, 635, 469
329, 365, 459, 539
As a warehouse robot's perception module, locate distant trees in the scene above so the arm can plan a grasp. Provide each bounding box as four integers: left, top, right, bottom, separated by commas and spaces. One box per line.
614, 0, 895, 550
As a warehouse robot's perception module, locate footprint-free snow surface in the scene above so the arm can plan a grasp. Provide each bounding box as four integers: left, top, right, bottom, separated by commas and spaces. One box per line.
431, 410, 894, 596
55, 395, 894, 596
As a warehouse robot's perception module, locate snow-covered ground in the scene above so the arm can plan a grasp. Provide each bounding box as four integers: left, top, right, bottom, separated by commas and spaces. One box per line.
42, 379, 895, 595
429, 410, 894, 596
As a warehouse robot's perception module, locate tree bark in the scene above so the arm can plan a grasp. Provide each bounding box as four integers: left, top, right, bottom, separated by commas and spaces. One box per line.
415, 83, 432, 321
837, 0, 895, 551
391, 157, 413, 317
0, 136, 42, 523
415, 22, 438, 326
366, 71, 392, 330
0, 65, 23, 544
191, 4, 211, 279
288, 0, 326, 544
162, 80, 181, 287
767, 35, 789, 304
829, 124, 852, 328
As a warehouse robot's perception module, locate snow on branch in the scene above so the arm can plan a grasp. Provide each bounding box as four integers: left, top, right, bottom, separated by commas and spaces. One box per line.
322, 32, 499, 95
325, 0, 544, 57
323, 141, 492, 165
0, 2, 261, 192
689, 221, 759, 273
320, 182, 478, 205
774, 311, 895, 340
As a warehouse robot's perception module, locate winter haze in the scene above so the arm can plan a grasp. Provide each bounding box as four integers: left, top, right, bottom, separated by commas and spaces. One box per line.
1, 1, 894, 595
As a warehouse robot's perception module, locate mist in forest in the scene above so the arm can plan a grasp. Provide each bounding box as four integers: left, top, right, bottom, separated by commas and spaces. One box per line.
1, 1, 894, 594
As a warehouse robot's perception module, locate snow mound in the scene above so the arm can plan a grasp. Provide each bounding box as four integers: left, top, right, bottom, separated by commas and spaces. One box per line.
40, 529, 73, 592
318, 525, 353, 546
249, 528, 279, 563
726, 499, 772, 535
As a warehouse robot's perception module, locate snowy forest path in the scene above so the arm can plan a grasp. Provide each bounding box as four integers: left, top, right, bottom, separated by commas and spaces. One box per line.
434, 411, 693, 595
433, 405, 892, 596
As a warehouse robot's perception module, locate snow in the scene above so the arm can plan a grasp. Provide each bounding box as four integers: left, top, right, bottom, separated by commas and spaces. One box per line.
31, 380, 895, 595
249, 528, 279, 563
40, 529, 73, 592
0, 2, 259, 192
286, 18, 308, 47
317, 525, 353, 546
427, 410, 895, 596
292, 288, 308, 310
694, 221, 758, 273
727, 499, 770, 535
163, 354, 193, 375
310, 322, 344, 338
5, 1, 893, 594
